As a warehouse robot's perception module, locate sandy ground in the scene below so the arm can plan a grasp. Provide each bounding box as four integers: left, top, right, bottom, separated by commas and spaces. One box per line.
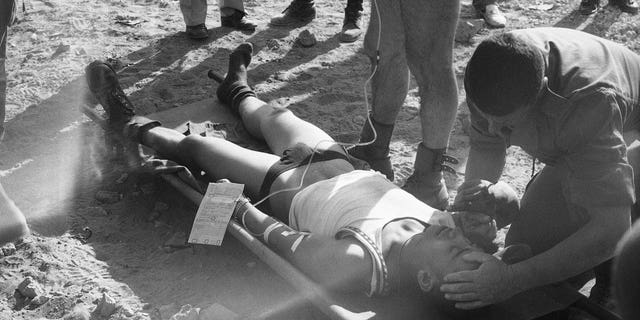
1, 0, 639, 319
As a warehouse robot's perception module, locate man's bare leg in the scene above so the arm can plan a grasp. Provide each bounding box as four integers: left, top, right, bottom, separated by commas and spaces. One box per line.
400, 0, 460, 209
0, 182, 29, 245
348, 0, 408, 181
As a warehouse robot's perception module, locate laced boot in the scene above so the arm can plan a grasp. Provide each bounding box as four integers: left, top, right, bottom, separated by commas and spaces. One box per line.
85, 61, 160, 149
402, 144, 457, 210
339, 0, 363, 43
215, 43, 256, 115
270, 0, 316, 26
348, 115, 394, 181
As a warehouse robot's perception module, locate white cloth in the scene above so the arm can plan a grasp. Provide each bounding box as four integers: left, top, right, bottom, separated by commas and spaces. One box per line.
288, 170, 456, 296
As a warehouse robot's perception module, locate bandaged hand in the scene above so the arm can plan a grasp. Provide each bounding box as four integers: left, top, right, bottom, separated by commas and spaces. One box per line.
441, 252, 521, 309
452, 180, 519, 228
452, 211, 497, 253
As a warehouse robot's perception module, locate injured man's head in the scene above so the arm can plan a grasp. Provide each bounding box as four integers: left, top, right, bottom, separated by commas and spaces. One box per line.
400, 224, 483, 314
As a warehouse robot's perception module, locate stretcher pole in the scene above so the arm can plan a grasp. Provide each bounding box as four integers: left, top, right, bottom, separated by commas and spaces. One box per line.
161, 174, 366, 320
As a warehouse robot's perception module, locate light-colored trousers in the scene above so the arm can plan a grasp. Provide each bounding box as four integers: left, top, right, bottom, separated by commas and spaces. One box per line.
179, 0, 245, 26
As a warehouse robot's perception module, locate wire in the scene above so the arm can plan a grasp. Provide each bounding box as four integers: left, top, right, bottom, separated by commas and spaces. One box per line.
237, 0, 383, 221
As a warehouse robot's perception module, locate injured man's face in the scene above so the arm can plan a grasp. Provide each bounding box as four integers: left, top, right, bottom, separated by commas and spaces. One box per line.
405, 225, 483, 296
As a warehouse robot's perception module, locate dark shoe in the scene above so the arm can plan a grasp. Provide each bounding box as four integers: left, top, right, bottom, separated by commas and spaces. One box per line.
347, 115, 395, 180
339, 4, 363, 43
611, 0, 639, 13
221, 9, 257, 31
402, 144, 457, 210
186, 23, 208, 39
216, 43, 257, 115
85, 61, 135, 133
579, 0, 600, 15
270, 0, 316, 26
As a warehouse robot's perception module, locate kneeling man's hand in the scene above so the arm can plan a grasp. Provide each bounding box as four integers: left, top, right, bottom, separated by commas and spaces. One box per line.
453, 179, 519, 228
453, 211, 497, 253
441, 252, 520, 309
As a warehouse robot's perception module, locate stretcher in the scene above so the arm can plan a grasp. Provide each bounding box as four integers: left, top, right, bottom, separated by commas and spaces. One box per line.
81, 81, 622, 320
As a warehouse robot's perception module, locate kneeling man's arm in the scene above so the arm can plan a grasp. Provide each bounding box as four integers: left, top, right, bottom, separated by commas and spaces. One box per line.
235, 199, 371, 292
511, 205, 630, 291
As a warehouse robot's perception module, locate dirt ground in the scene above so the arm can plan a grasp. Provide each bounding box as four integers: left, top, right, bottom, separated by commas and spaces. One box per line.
1, 0, 639, 319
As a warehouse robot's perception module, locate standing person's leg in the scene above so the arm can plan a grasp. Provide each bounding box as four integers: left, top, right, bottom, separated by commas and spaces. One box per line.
0, 182, 29, 245
179, 0, 208, 39
0, 0, 16, 141
219, 0, 257, 32
348, 0, 407, 182
472, 0, 506, 28
399, 0, 460, 210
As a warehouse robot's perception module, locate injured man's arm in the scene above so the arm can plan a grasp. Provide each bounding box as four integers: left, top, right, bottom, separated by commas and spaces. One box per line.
234, 196, 375, 291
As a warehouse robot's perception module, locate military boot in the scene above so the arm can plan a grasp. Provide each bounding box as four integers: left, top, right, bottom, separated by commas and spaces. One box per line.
403, 143, 457, 210
348, 115, 394, 180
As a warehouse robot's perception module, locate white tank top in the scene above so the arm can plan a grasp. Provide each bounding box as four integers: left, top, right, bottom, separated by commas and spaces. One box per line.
288, 170, 456, 296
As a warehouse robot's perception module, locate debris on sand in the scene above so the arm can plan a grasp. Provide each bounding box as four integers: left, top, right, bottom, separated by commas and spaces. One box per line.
1, 242, 16, 257
163, 231, 189, 252
296, 29, 317, 48
455, 19, 484, 43
17, 276, 44, 299
95, 292, 117, 317
170, 304, 200, 320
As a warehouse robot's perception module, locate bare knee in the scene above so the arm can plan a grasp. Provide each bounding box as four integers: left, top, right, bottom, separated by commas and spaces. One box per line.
176, 135, 222, 165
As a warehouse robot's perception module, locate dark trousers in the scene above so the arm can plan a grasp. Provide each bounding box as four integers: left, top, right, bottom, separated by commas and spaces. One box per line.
472, 0, 497, 10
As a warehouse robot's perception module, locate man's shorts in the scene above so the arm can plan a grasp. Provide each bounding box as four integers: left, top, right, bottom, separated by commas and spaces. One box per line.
258, 143, 350, 213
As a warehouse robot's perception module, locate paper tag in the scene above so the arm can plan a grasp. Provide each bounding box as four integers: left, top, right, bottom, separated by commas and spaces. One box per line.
188, 182, 245, 246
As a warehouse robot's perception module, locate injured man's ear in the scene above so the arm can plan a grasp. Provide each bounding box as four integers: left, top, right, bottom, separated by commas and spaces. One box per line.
399, 225, 484, 313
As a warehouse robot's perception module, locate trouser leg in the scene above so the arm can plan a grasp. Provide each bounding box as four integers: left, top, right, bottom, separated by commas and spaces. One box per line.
505, 165, 589, 253
472, 0, 496, 10
219, 0, 244, 12
179, 0, 208, 26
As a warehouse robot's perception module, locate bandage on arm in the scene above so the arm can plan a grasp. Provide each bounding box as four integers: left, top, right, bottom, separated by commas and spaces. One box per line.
233, 198, 371, 291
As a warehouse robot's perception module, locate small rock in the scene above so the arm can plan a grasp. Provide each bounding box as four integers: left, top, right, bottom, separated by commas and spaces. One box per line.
119, 305, 135, 317
296, 29, 317, 47
29, 295, 50, 307
63, 305, 91, 320
265, 39, 280, 50
95, 292, 117, 317
170, 304, 200, 320
17, 277, 44, 298
246, 262, 256, 268
455, 19, 484, 43
200, 303, 238, 320
95, 191, 122, 204
1, 243, 16, 256
116, 173, 129, 184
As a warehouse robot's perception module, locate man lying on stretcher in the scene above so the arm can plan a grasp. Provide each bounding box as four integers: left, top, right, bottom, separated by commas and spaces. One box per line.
85, 43, 520, 314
